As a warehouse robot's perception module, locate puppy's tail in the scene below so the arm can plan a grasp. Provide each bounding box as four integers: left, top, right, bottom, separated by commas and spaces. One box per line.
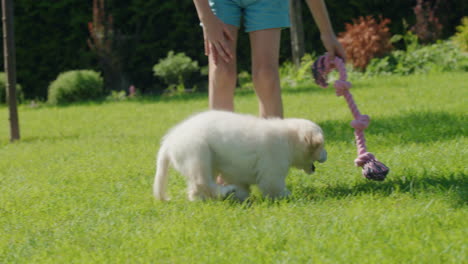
153, 145, 170, 201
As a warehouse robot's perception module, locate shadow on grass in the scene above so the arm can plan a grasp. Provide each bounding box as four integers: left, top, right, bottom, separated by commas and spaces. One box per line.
232, 169, 467, 207
320, 111, 465, 144
298, 171, 467, 206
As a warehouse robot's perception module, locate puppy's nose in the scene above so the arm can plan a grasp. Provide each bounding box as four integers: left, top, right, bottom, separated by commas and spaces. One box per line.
319, 149, 327, 163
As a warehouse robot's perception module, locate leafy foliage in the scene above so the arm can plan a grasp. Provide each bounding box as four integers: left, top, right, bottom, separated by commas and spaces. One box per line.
153, 51, 199, 90
365, 39, 468, 76
12, 0, 95, 99
453, 17, 468, 51
106, 90, 127, 102
410, 0, 443, 44
237, 71, 253, 90
0, 73, 23, 103
0, 72, 24, 104
87, 0, 128, 91
3, 1, 467, 99
338, 16, 393, 70
48, 70, 104, 104
279, 53, 316, 88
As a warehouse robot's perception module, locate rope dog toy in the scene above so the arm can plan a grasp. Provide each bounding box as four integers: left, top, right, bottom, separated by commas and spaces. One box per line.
312, 54, 389, 181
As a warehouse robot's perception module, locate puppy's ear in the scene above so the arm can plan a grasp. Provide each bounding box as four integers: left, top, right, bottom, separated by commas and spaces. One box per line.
303, 129, 324, 149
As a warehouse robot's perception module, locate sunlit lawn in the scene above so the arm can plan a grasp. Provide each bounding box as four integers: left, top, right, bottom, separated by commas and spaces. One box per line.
0, 72, 466, 263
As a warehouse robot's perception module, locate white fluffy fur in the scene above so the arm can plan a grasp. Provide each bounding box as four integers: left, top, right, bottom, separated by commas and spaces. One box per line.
153, 110, 327, 201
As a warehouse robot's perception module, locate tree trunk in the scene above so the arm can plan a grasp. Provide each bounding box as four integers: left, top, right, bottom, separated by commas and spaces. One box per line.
2, 0, 20, 142
289, 0, 305, 68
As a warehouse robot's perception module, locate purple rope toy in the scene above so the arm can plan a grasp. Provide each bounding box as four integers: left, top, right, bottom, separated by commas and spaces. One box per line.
312, 54, 389, 181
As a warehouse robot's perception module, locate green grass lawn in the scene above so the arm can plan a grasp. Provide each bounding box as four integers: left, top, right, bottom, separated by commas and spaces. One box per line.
0, 72, 467, 263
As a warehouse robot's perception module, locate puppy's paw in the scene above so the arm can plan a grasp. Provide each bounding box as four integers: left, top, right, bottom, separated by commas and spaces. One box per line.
219, 185, 237, 199
281, 188, 291, 198
233, 187, 250, 202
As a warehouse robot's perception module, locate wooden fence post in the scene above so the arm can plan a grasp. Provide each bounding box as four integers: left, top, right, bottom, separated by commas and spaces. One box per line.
2, 0, 20, 142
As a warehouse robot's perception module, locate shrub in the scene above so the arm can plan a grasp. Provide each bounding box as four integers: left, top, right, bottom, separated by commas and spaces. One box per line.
88, 0, 128, 91
106, 90, 127, 101
153, 51, 199, 90
0, 73, 23, 104
48, 70, 104, 104
338, 16, 393, 70
279, 53, 316, 88
453, 17, 468, 52
237, 71, 253, 90
365, 40, 468, 76
411, 0, 443, 44
240, 53, 316, 90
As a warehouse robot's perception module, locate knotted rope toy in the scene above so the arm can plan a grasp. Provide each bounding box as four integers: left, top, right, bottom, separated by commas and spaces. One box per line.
312, 54, 389, 181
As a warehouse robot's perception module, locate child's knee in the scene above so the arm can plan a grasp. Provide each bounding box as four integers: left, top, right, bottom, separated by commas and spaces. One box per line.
252, 65, 279, 82
211, 62, 237, 79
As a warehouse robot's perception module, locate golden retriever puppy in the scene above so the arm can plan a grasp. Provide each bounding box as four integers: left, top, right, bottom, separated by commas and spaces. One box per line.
153, 110, 327, 201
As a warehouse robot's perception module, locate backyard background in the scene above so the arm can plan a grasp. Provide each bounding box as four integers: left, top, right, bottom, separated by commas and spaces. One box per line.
4, 0, 468, 99
1, 0, 467, 263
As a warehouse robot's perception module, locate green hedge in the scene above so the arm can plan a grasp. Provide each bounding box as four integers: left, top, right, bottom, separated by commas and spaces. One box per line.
13, 0, 95, 99
48, 70, 103, 105
0, 73, 23, 103
1, 0, 466, 99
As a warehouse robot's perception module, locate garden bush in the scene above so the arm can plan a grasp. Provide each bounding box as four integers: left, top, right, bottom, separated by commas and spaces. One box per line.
237, 71, 253, 90
106, 90, 127, 102
48, 70, 104, 104
411, 0, 443, 44
365, 39, 468, 76
279, 53, 316, 88
338, 16, 393, 71
8, 1, 466, 99
0, 73, 23, 104
153, 51, 199, 91
240, 53, 317, 90
453, 17, 468, 51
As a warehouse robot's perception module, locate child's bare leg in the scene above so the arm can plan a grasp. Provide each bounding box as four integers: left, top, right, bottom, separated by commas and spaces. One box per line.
209, 24, 239, 112
208, 25, 238, 185
249, 28, 283, 118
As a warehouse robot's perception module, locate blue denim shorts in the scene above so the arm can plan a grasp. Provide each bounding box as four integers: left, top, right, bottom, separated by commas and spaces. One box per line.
208, 0, 290, 32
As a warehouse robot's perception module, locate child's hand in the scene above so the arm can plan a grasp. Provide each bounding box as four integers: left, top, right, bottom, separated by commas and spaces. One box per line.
321, 33, 346, 62
202, 14, 234, 65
